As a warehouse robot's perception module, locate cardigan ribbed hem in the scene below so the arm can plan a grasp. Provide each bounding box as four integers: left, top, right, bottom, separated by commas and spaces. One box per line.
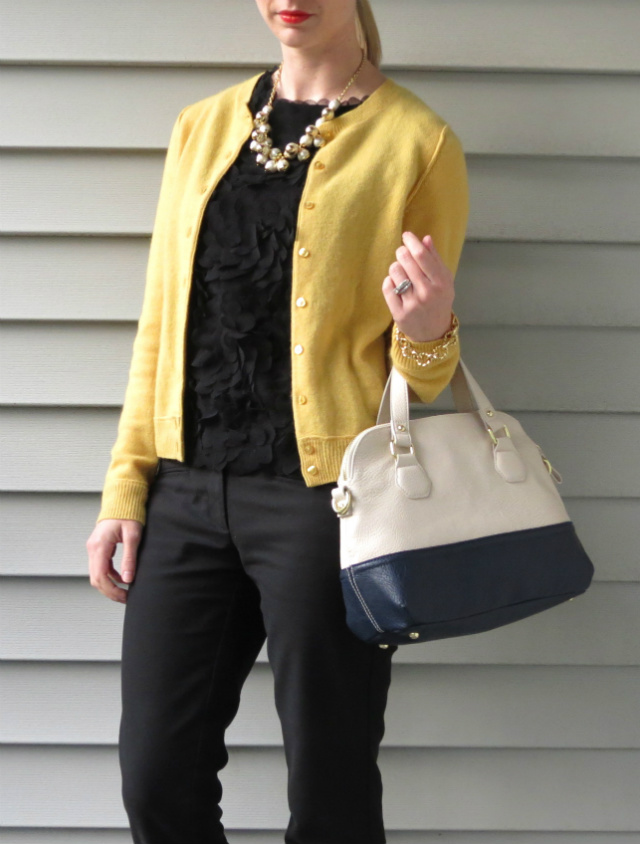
297, 436, 358, 486
97, 479, 150, 526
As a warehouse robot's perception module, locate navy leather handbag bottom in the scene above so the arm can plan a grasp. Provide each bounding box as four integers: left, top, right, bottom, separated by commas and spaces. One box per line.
338, 521, 594, 646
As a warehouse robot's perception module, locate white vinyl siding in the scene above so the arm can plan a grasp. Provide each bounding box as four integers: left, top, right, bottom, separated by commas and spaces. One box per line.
1, 0, 639, 840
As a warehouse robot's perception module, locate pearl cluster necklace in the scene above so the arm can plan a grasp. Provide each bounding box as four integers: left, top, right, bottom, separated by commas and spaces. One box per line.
250, 51, 366, 173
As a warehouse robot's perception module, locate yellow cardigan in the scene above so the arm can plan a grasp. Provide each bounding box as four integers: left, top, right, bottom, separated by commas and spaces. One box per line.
97, 70, 469, 524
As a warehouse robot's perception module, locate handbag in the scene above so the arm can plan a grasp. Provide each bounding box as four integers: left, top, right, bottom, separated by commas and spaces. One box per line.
331, 358, 595, 647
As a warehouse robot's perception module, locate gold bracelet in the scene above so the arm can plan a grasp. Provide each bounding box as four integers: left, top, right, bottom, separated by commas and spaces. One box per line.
394, 312, 460, 367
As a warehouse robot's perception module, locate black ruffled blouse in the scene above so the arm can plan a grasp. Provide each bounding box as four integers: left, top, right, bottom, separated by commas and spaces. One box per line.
182, 66, 367, 478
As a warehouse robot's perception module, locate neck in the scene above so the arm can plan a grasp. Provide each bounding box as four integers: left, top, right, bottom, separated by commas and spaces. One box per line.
276, 36, 368, 102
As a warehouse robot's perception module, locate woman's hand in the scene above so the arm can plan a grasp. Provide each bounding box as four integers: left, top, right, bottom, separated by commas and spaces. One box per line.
382, 231, 455, 341
86, 519, 143, 604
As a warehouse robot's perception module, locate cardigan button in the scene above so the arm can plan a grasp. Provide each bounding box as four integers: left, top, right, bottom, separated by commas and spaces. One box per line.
304, 201, 315, 210
294, 344, 304, 354
314, 161, 325, 170
297, 395, 308, 404
303, 443, 315, 455
296, 297, 307, 307
306, 465, 319, 476
298, 247, 310, 258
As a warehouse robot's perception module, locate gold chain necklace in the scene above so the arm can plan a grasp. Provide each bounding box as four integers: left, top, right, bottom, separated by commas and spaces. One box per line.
250, 50, 366, 173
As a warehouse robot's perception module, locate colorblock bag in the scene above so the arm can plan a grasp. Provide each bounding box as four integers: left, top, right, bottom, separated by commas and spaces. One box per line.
331, 360, 595, 646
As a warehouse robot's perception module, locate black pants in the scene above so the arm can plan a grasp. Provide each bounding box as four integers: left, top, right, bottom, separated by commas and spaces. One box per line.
119, 457, 397, 844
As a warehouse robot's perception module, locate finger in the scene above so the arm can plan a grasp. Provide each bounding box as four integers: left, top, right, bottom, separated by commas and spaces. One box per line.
393, 248, 430, 298
121, 526, 141, 583
420, 234, 446, 269
389, 260, 423, 305
108, 562, 126, 585
97, 572, 128, 603
381, 275, 405, 321
401, 231, 443, 281
88, 536, 116, 587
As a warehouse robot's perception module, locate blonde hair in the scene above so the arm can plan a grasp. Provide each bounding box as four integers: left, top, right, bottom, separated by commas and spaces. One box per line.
355, 0, 383, 68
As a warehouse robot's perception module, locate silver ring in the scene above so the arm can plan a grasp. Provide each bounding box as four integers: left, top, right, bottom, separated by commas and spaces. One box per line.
393, 278, 413, 296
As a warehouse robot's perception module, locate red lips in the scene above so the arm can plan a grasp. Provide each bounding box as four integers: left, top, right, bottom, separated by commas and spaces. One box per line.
279, 10, 312, 23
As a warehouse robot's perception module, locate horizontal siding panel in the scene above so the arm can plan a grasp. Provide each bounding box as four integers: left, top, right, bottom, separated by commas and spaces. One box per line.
468, 156, 640, 244
3, 67, 640, 158
2, 324, 637, 412
3, 238, 639, 328
456, 242, 640, 328
1, 409, 637, 498
2, 662, 638, 749
1, 745, 638, 830
564, 498, 640, 582
0, 579, 635, 666
1, 834, 639, 844
1, 835, 638, 844
2, 494, 636, 582
1, 0, 639, 72
2, 152, 640, 242
0, 237, 149, 321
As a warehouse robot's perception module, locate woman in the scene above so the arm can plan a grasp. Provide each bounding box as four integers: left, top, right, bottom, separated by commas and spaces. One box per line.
86, 1, 469, 841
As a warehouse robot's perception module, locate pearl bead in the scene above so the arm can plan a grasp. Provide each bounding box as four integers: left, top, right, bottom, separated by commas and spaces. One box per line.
305, 125, 320, 135
263, 104, 273, 114
256, 153, 267, 165
321, 108, 335, 120
298, 148, 311, 161
300, 134, 314, 147
250, 140, 261, 152
276, 158, 289, 172
270, 148, 282, 160
265, 159, 277, 172
313, 137, 325, 147
315, 117, 326, 128
329, 98, 341, 110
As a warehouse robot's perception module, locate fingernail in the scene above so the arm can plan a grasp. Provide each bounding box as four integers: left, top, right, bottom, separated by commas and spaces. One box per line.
123, 571, 132, 583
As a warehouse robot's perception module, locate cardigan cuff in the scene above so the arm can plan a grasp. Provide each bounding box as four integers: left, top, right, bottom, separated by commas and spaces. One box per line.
389, 314, 461, 405
96, 479, 150, 526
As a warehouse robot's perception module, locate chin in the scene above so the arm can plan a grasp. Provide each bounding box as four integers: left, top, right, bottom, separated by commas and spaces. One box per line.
273, 29, 320, 48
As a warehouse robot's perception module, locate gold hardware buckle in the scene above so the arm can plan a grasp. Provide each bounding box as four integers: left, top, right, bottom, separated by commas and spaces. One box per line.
487, 425, 511, 446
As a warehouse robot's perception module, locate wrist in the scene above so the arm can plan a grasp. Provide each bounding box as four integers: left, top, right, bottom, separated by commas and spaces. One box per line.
399, 311, 456, 344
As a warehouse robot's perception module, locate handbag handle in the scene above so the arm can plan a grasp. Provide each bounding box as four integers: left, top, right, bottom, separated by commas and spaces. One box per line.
377, 357, 497, 432
375, 358, 527, 495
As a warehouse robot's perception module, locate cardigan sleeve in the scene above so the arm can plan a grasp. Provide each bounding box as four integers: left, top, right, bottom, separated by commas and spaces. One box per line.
95, 107, 188, 525
387, 123, 469, 404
